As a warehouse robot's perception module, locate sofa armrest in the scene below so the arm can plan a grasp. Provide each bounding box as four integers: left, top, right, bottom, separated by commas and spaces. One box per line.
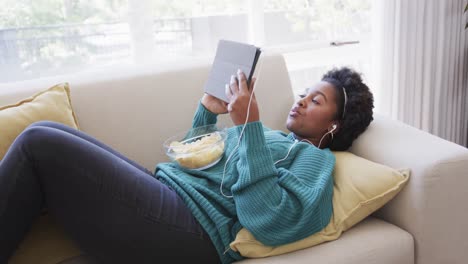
349, 114, 468, 264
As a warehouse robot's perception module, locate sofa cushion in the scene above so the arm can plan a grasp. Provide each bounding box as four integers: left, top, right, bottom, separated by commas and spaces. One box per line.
349, 114, 468, 264
0, 83, 79, 159
230, 152, 410, 257
0, 83, 82, 264
57, 255, 99, 264
9, 214, 82, 264
235, 217, 414, 264
52, 218, 414, 264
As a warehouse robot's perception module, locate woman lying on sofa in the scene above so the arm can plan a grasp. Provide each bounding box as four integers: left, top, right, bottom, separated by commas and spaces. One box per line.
0, 67, 373, 264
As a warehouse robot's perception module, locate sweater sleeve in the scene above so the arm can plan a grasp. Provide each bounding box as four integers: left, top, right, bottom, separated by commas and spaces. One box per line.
231, 121, 335, 246
191, 100, 218, 128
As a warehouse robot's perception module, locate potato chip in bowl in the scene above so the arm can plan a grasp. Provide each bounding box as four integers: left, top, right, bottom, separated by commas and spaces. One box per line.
164, 125, 227, 170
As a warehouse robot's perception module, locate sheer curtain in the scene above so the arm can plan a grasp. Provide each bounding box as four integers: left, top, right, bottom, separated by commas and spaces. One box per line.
0, 0, 373, 91
371, 0, 468, 147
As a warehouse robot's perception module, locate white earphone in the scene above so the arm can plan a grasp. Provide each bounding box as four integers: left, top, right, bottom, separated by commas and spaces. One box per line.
276, 123, 338, 166
318, 123, 337, 149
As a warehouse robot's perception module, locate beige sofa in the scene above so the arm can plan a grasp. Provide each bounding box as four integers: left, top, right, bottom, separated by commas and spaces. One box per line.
0, 54, 467, 264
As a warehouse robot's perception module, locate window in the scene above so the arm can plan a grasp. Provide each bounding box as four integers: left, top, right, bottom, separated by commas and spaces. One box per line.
260, 0, 373, 93
0, 0, 372, 89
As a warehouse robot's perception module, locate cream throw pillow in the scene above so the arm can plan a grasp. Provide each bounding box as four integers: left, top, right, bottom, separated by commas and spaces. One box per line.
0, 83, 82, 264
230, 151, 410, 258
0, 83, 79, 159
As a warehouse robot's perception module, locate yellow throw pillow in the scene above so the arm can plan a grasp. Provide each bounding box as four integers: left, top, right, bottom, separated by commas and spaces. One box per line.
0, 83, 82, 264
229, 151, 410, 258
0, 83, 79, 159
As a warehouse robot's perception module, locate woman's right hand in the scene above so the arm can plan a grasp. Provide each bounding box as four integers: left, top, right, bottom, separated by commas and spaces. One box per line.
201, 93, 228, 114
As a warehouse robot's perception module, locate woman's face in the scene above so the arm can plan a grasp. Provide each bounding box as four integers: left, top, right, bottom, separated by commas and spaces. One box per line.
286, 81, 339, 146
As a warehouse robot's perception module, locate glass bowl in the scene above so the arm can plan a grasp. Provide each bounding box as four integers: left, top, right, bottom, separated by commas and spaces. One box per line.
163, 124, 227, 170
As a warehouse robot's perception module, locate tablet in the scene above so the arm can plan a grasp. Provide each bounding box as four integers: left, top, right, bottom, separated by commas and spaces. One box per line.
204, 39, 261, 103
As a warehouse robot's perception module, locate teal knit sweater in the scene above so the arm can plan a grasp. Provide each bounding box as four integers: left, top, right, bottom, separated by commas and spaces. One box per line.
155, 102, 335, 263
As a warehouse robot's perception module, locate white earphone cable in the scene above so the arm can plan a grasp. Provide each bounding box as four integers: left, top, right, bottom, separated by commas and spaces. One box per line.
219, 55, 337, 198
220, 53, 265, 198
318, 128, 335, 149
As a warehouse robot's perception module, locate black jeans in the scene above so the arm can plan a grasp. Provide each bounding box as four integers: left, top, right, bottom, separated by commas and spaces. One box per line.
0, 121, 219, 264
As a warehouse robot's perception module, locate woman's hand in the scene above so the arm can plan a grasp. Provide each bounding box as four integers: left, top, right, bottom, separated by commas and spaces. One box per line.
201, 93, 228, 114
226, 69, 259, 126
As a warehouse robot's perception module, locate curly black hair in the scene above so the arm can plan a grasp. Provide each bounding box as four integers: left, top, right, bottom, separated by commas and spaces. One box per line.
321, 67, 374, 151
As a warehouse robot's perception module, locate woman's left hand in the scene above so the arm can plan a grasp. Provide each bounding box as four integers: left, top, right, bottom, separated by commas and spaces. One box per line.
226, 69, 259, 126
